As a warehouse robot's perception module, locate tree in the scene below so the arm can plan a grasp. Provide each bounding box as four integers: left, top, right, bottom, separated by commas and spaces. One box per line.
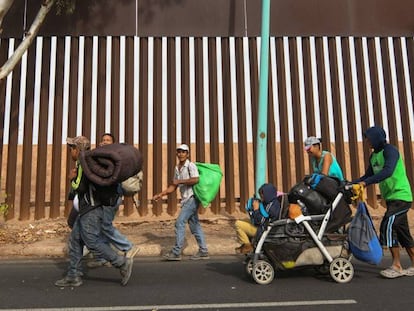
0, 0, 76, 81
0, 0, 15, 31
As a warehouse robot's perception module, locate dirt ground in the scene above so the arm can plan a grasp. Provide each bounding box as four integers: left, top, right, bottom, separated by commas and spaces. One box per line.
0, 205, 413, 258
0, 216, 236, 246
0, 211, 241, 258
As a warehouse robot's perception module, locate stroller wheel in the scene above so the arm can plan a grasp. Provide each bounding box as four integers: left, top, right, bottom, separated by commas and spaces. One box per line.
329, 257, 354, 283
315, 262, 330, 275
252, 260, 274, 285
245, 259, 254, 276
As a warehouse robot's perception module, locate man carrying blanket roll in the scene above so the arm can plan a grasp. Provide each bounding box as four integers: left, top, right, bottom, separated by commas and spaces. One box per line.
55, 136, 133, 287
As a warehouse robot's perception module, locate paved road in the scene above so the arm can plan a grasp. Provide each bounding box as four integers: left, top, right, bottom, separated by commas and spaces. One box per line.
0, 255, 412, 310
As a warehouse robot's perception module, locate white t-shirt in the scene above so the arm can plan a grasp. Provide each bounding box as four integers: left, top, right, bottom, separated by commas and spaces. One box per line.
174, 159, 199, 203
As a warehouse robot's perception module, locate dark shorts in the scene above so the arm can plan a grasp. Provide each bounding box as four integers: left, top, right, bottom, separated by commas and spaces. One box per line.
379, 200, 414, 248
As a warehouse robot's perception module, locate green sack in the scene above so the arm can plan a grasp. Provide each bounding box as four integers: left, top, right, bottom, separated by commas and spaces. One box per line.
193, 162, 223, 208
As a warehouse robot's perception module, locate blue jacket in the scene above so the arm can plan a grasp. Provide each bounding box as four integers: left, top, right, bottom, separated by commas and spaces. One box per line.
252, 183, 281, 240
353, 126, 399, 186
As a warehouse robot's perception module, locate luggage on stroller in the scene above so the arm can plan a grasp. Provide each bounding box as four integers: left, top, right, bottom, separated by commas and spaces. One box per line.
288, 175, 352, 232
244, 179, 355, 285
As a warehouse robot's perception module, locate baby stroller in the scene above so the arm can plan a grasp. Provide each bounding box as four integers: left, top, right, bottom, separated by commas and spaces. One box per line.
245, 176, 354, 285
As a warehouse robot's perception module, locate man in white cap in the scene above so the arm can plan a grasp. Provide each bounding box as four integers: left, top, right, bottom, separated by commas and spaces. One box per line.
152, 144, 209, 261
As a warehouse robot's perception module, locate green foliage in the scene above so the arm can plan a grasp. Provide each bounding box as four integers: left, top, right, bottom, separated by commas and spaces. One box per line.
56, 0, 76, 15
0, 190, 8, 218
0, 200, 8, 218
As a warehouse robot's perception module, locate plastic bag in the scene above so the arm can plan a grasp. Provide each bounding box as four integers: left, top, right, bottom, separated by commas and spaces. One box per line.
121, 171, 144, 196
348, 201, 382, 265
193, 162, 223, 207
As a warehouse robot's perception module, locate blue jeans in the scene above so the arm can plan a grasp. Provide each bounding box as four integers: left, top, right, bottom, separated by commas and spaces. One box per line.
67, 217, 84, 278
172, 196, 208, 255
101, 197, 132, 252
78, 207, 126, 268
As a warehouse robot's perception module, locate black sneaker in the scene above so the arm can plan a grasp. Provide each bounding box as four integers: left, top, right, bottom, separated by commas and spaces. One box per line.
54, 276, 83, 287
120, 258, 133, 286
190, 251, 210, 260
163, 252, 182, 261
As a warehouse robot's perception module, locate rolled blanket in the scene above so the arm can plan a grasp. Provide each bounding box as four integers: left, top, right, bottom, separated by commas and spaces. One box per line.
79, 143, 143, 186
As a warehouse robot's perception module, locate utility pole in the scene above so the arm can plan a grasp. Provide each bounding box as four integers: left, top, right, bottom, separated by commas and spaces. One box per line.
255, 0, 271, 193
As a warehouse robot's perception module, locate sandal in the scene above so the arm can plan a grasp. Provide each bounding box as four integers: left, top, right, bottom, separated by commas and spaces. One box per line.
380, 266, 405, 279
403, 267, 414, 277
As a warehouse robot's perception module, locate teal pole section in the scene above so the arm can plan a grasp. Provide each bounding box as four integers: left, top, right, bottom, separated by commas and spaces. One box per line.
255, 0, 271, 194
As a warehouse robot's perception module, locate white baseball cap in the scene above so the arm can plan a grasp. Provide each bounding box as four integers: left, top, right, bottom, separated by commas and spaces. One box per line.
176, 144, 190, 152
304, 136, 321, 151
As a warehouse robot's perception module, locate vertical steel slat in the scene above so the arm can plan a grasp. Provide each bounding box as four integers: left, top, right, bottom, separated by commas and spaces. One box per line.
50, 37, 65, 218
19, 41, 36, 220
194, 38, 206, 214
96, 37, 107, 143
138, 37, 149, 215
195, 37, 205, 163
248, 38, 259, 185
406, 36, 414, 191
341, 37, 360, 180
351, 38, 366, 180
123, 36, 136, 216
5, 39, 22, 219
380, 38, 398, 145
393, 38, 414, 187
0, 40, 8, 184
327, 37, 345, 169
235, 37, 249, 208
111, 37, 121, 140
152, 37, 163, 216
315, 38, 330, 150
35, 38, 51, 220
181, 38, 190, 144
302, 38, 316, 135
302, 38, 316, 173
266, 48, 277, 187
275, 37, 291, 192
64, 37, 79, 216
82, 37, 93, 138
358, 38, 377, 206
405, 37, 414, 107
221, 38, 235, 213
166, 37, 178, 215
124, 37, 135, 144
367, 39, 383, 126
403, 37, 414, 191
289, 37, 305, 181
207, 38, 221, 213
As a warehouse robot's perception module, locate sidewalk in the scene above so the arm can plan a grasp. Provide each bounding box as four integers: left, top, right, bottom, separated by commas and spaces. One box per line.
0, 213, 242, 259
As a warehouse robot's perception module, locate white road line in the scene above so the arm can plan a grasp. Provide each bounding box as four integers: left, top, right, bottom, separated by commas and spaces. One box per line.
0, 299, 357, 311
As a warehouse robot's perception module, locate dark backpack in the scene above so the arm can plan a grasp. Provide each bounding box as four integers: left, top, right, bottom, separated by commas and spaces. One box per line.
306, 173, 342, 201
288, 181, 330, 215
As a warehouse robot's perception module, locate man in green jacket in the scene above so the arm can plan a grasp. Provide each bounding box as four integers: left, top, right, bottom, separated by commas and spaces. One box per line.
354, 126, 414, 278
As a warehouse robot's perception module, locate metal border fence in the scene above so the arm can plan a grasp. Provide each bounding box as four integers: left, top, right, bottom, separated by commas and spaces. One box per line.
1, 36, 413, 220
